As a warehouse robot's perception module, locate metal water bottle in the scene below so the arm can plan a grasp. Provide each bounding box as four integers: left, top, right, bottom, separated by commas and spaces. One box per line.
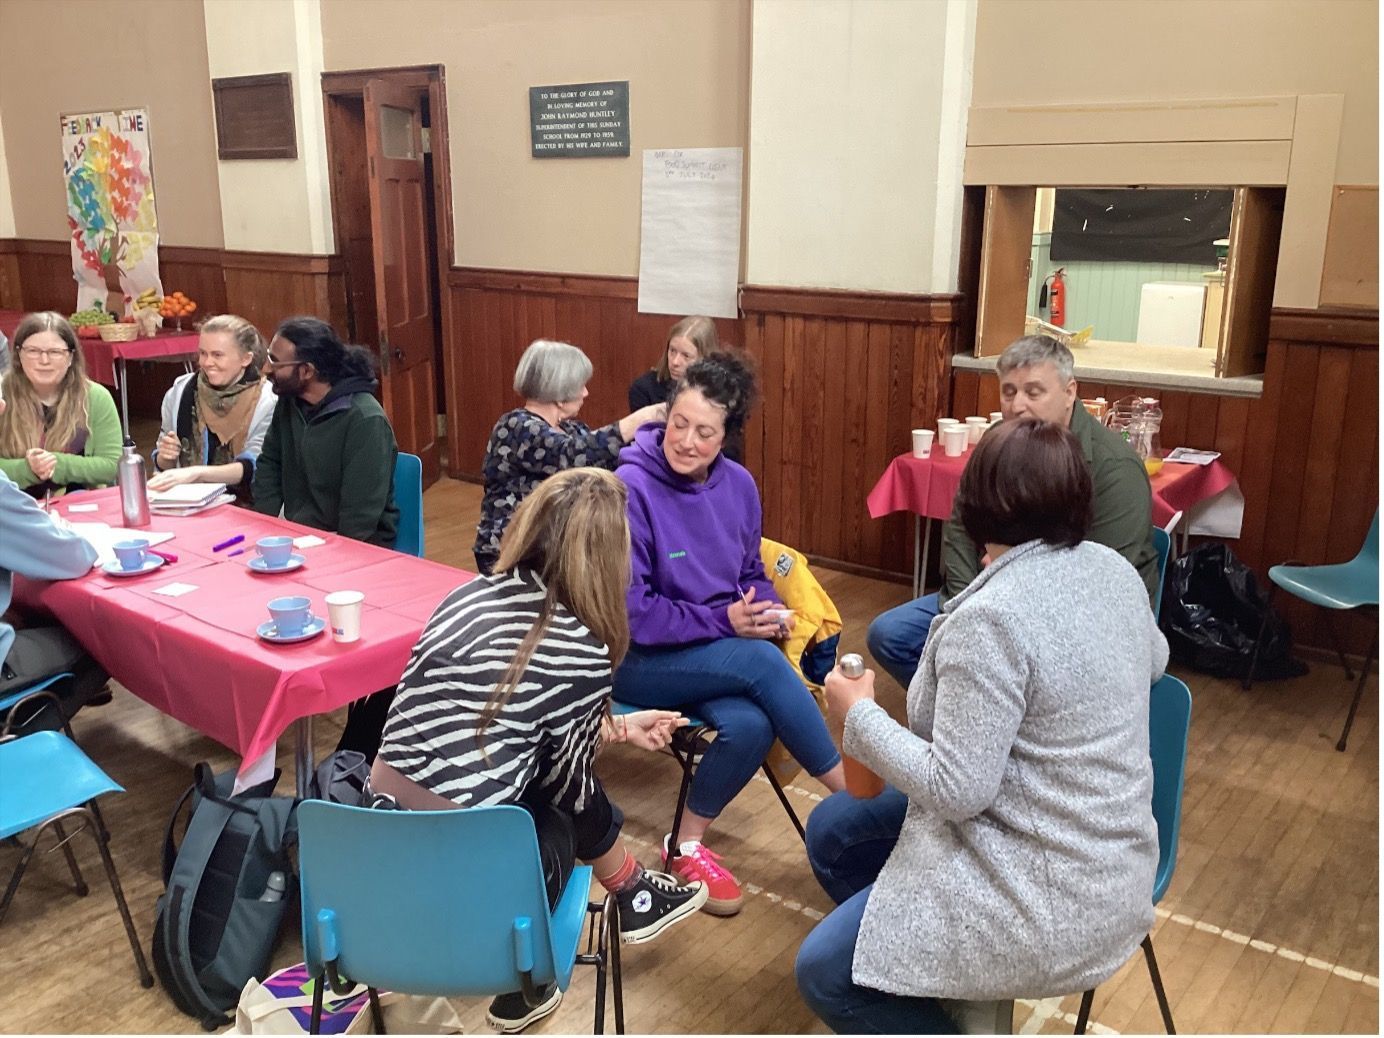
117, 438, 151, 528
832, 654, 885, 799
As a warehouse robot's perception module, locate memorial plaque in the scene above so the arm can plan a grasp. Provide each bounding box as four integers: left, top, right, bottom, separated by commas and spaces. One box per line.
530, 81, 630, 158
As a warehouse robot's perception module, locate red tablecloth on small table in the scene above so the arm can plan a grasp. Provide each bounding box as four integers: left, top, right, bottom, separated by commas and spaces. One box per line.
0, 308, 200, 386
13, 488, 472, 773
868, 449, 1240, 530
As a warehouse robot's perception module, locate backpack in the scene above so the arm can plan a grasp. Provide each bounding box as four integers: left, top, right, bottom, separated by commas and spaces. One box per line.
152, 764, 299, 1032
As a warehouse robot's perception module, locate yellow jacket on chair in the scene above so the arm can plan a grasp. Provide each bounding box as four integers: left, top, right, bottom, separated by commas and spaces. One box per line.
759, 538, 842, 785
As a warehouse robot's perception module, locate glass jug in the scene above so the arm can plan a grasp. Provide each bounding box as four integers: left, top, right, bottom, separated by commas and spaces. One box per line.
1105, 396, 1163, 475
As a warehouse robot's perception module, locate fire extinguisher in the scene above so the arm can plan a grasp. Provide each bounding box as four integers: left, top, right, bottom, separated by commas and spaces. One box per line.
1039, 268, 1066, 327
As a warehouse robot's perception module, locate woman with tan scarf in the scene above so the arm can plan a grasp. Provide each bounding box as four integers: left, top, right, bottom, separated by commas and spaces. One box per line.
148, 314, 276, 501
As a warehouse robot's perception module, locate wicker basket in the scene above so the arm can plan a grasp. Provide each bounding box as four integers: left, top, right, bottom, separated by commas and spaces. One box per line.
98, 323, 138, 342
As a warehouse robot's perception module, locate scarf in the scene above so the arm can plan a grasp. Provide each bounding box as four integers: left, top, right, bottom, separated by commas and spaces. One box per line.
185, 371, 264, 467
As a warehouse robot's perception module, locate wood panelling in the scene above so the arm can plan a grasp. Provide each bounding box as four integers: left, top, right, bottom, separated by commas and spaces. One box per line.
953, 307, 1379, 654
448, 270, 959, 577
0, 239, 345, 339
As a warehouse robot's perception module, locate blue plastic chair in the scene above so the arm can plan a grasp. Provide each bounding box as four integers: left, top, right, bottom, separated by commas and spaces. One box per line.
297, 801, 622, 1034
1244, 510, 1378, 751
0, 671, 74, 739
0, 730, 152, 988
1074, 674, 1191, 1035
392, 452, 425, 558
609, 700, 805, 851
1151, 527, 1172, 619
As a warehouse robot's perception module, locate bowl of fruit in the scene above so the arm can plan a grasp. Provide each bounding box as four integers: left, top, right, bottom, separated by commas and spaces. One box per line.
159, 291, 197, 331
70, 307, 114, 339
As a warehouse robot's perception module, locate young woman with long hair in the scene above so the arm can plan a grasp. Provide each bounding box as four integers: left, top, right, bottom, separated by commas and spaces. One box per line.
0, 312, 120, 497
373, 467, 707, 1034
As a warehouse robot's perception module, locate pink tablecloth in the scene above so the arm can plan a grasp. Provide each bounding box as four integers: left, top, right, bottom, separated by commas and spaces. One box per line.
867, 448, 1238, 530
12, 488, 472, 767
0, 308, 200, 386
866, 448, 973, 521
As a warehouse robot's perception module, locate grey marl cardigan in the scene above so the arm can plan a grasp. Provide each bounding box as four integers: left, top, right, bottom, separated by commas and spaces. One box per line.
844, 539, 1168, 1000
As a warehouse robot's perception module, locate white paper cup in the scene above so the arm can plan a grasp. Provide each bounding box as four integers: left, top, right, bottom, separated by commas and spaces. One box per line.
325, 590, 365, 643
942, 426, 968, 457
911, 428, 934, 459
937, 417, 960, 441
989, 411, 1003, 423
965, 416, 989, 444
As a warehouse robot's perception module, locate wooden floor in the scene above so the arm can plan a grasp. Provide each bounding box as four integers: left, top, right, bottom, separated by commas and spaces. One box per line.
2, 475, 1377, 1034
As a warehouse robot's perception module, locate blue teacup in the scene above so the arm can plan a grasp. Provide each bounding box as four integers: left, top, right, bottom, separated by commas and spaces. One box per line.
267, 596, 312, 637
256, 536, 295, 569
112, 538, 150, 572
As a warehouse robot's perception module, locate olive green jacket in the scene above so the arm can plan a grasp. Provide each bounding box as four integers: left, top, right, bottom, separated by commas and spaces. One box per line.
939, 402, 1158, 606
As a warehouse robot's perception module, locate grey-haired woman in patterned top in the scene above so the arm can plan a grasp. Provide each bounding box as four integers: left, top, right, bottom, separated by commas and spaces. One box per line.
474, 339, 666, 574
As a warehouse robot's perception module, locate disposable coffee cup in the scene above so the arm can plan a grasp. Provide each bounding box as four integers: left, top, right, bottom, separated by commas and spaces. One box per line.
911, 429, 934, 459
256, 536, 294, 568
989, 411, 1003, 423
937, 417, 960, 441
965, 416, 989, 444
325, 590, 365, 643
112, 538, 149, 571
267, 595, 311, 637
942, 425, 968, 457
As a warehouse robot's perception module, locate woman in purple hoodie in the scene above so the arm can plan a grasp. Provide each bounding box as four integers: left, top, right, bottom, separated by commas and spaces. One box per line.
614, 352, 847, 916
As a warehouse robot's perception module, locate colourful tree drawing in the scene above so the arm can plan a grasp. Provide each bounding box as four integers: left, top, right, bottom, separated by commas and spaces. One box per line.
61, 110, 161, 314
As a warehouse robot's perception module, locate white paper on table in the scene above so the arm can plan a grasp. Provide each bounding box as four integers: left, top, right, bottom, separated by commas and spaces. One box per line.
637, 147, 743, 319
293, 535, 327, 549
1165, 447, 1222, 466
66, 503, 100, 513
150, 582, 199, 597
70, 522, 175, 567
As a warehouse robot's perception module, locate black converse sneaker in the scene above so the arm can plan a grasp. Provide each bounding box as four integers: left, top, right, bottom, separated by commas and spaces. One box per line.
486, 983, 562, 1033
615, 868, 709, 945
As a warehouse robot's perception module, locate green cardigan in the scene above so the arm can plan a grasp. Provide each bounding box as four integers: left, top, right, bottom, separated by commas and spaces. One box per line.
940, 400, 1159, 605
0, 380, 121, 490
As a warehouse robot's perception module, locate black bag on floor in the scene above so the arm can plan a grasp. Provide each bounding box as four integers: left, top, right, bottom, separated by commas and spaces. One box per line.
1164, 542, 1307, 680
151, 764, 298, 1032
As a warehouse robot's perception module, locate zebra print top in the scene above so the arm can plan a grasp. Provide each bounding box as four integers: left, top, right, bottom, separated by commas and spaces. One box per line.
377, 566, 612, 814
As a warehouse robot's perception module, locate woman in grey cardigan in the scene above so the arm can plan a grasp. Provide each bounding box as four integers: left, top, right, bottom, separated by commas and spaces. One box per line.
797, 417, 1167, 1033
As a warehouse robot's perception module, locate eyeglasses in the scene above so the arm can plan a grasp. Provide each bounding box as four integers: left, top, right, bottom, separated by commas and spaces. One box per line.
265, 356, 303, 369
19, 347, 73, 362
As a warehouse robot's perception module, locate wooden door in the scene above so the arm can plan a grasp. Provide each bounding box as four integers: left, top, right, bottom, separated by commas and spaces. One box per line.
363, 78, 440, 486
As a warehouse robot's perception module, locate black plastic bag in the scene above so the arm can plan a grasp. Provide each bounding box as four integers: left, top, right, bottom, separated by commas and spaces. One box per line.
1164, 542, 1307, 680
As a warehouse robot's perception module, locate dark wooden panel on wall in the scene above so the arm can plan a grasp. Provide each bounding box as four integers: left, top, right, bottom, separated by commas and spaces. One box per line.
222, 250, 347, 339
447, 271, 960, 578
952, 306, 1379, 654
447, 267, 739, 480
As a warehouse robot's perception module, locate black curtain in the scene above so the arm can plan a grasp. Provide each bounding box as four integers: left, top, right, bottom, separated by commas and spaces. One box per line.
1050, 189, 1232, 265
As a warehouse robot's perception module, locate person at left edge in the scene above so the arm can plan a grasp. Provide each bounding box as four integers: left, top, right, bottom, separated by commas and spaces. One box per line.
252, 316, 399, 546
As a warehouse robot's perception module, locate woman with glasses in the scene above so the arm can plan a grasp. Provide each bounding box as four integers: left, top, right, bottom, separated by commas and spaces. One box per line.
146, 314, 276, 503
0, 312, 120, 497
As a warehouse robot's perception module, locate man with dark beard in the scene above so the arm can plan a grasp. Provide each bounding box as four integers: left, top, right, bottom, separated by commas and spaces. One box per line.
253, 316, 399, 547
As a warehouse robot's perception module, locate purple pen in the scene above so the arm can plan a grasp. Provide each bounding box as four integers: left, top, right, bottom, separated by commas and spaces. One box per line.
227, 547, 246, 557
213, 534, 245, 552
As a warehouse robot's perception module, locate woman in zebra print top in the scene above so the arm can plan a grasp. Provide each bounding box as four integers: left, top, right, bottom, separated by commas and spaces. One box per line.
372, 468, 708, 1033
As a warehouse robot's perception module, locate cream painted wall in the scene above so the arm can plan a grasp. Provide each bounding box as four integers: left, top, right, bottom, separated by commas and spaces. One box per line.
320, 0, 750, 275
203, 0, 334, 254
0, 108, 15, 239
746, 0, 962, 293
0, 0, 224, 247
971, 0, 1378, 186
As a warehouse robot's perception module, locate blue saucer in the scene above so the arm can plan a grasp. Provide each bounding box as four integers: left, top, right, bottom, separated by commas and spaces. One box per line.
102, 555, 165, 578
247, 553, 306, 574
256, 615, 327, 644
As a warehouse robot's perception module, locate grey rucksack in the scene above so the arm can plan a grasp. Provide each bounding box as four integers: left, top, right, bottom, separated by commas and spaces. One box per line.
151, 764, 298, 1031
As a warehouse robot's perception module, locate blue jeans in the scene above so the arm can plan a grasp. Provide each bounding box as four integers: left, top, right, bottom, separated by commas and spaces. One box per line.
613, 638, 841, 819
806, 787, 908, 905
796, 885, 956, 1034
866, 593, 940, 689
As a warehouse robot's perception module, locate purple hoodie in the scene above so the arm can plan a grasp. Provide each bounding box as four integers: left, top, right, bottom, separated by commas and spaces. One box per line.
617, 424, 779, 647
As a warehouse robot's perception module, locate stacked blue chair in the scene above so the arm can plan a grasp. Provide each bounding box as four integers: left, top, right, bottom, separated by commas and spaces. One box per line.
1074, 674, 1192, 1034
0, 730, 152, 988
392, 452, 425, 558
297, 801, 623, 1034
1243, 510, 1378, 751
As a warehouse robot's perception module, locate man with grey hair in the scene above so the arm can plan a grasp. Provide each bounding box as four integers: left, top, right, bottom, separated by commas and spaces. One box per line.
867, 334, 1157, 688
